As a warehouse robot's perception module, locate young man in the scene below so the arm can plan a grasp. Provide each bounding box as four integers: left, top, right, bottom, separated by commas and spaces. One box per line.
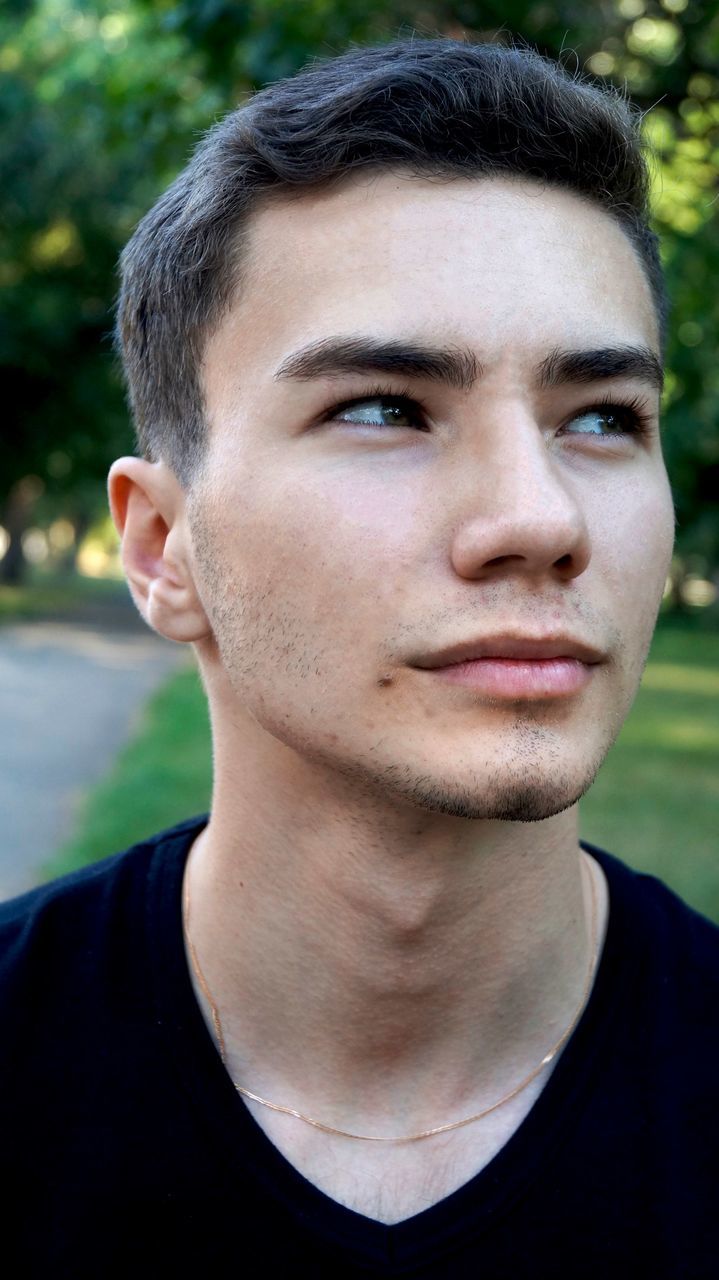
2, 37, 717, 1277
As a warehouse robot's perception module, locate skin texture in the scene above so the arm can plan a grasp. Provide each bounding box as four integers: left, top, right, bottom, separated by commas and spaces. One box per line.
109, 173, 675, 1222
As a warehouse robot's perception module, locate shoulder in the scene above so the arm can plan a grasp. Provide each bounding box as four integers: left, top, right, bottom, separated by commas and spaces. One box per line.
582, 839, 719, 1015
584, 838, 719, 935
0, 814, 208, 997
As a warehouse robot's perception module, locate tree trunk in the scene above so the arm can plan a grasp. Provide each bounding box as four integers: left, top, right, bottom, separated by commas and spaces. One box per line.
0, 476, 45, 586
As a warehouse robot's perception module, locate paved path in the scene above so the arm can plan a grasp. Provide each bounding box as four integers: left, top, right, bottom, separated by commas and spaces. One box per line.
0, 617, 184, 902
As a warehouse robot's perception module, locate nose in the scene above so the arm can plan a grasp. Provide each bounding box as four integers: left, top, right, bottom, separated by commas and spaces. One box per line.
449, 416, 591, 584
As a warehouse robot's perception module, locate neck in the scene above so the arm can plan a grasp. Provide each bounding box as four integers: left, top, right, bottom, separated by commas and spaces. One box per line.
182, 733, 608, 1138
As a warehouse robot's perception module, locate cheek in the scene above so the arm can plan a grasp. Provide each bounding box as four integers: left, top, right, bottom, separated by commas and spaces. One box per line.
249, 465, 421, 603
599, 475, 674, 588
589, 475, 675, 669
208, 463, 423, 672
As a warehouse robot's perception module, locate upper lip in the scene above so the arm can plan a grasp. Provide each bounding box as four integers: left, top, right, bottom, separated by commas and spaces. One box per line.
414, 633, 606, 669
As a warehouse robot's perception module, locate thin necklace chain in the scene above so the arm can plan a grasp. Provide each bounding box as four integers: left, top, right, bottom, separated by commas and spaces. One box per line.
183, 852, 599, 1143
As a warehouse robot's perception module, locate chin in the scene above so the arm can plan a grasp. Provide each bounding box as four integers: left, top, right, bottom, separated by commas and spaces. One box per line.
348, 707, 611, 822
379, 766, 596, 823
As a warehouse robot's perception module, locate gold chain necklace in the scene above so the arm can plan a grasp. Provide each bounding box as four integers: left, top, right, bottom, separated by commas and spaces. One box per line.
183, 852, 599, 1143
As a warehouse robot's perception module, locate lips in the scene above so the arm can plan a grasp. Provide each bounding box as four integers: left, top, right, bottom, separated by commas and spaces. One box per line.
411, 633, 605, 700
413, 633, 605, 670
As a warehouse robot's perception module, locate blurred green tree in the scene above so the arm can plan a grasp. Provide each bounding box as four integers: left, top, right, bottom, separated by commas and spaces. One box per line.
1, 0, 716, 591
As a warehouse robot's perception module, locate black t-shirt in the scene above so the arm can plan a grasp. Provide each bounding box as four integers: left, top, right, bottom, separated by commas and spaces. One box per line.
1, 814, 718, 1278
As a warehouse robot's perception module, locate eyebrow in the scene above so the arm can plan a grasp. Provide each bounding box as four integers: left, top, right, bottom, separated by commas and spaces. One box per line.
274, 337, 480, 391
273, 336, 663, 394
538, 345, 664, 393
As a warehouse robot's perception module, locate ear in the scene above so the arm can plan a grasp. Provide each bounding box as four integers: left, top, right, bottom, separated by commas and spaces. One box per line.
108, 457, 211, 643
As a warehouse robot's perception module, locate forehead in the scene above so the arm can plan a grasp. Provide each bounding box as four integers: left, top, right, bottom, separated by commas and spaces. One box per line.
208, 172, 659, 386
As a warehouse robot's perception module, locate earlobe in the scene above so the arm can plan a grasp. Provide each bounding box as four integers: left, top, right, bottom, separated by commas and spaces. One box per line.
107, 457, 211, 644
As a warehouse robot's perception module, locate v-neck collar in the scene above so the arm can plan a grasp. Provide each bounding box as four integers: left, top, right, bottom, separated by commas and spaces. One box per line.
148, 816, 639, 1270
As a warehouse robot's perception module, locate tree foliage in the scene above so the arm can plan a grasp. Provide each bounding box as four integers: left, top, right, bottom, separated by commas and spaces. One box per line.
1, 0, 717, 584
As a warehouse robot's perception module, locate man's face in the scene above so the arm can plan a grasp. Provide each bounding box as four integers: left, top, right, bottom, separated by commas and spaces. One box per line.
189, 173, 674, 822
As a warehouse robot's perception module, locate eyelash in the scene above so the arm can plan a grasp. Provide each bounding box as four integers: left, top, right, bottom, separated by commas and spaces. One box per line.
322, 387, 655, 439
322, 384, 428, 429
582, 394, 655, 438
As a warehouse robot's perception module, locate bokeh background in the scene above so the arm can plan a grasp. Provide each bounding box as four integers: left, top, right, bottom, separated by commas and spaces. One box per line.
1, 1, 717, 912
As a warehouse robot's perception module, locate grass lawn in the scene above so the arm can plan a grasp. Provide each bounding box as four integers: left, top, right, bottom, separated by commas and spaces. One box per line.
48, 619, 718, 921
46, 663, 213, 879
579, 622, 719, 920
0, 570, 129, 623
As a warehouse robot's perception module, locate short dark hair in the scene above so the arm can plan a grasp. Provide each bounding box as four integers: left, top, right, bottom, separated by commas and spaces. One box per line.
116, 36, 667, 486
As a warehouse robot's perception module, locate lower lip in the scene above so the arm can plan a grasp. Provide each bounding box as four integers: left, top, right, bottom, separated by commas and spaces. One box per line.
420, 658, 594, 699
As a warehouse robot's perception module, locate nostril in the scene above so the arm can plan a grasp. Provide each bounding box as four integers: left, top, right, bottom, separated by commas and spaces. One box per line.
484, 554, 522, 568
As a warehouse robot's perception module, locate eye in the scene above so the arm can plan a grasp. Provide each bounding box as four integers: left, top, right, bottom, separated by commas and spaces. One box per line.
326, 394, 428, 430
561, 399, 652, 439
